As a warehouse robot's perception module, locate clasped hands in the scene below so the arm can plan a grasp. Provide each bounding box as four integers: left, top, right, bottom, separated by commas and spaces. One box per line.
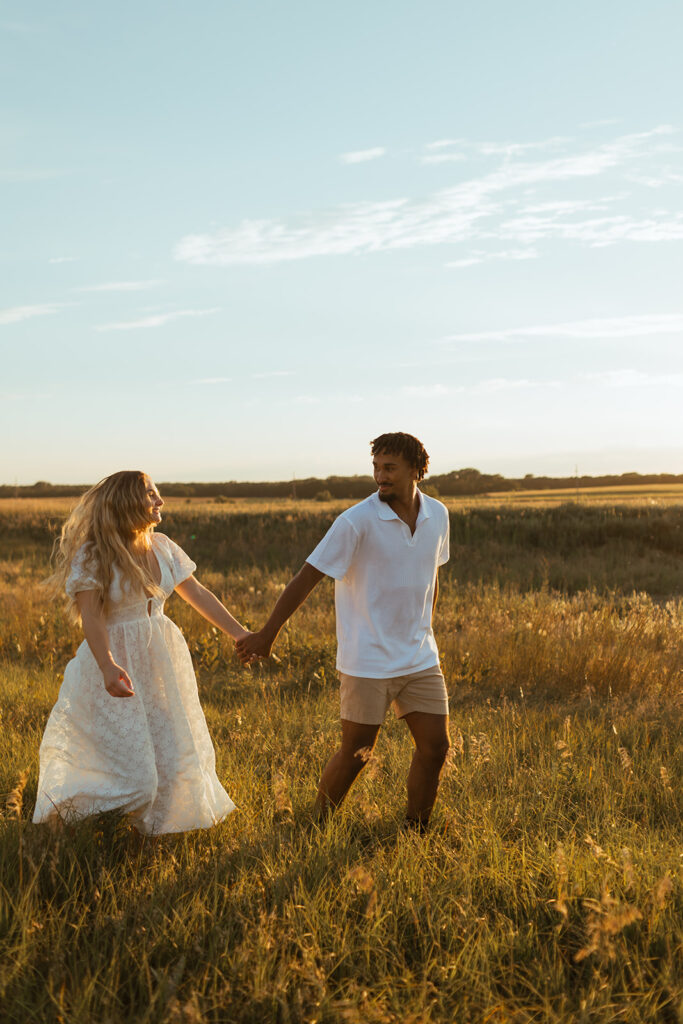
235, 628, 273, 666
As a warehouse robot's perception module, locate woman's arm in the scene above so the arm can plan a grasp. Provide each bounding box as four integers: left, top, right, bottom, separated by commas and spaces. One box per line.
76, 591, 135, 697
174, 576, 249, 641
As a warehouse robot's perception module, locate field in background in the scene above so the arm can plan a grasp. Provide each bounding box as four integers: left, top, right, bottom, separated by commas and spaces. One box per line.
467, 482, 683, 506
2, 481, 683, 517
0, 500, 681, 1022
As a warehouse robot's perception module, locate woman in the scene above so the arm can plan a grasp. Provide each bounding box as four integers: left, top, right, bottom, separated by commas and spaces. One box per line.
34, 470, 245, 834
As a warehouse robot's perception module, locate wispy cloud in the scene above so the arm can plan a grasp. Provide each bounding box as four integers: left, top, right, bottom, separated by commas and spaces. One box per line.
421, 135, 571, 164
625, 170, 683, 189
340, 147, 386, 164
477, 138, 572, 158
192, 377, 232, 384
495, 202, 683, 248
293, 393, 363, 405
586, 369, 683, 388
0, 303, 69, 326
439, 313, 683, 344
420, 152, 467, 165
516, 197, 621, 215
251, 370, 295, 379
473, 377, 561, 394
402, 378, 561, 397
48, 256, 77, 264
580, 118, 622, 129
95, 308, 220, 331
402, 384, 457, 397
424, 138, 465, 151
77, 280, 163, 293
447, 248, 539, 268
175, 126, 681, 266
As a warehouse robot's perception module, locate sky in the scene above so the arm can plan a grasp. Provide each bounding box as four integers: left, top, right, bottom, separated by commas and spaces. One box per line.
2, 0, 682, 484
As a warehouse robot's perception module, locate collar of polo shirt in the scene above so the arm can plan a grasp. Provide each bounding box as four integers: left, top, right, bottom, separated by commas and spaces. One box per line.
373, 489, 431, 522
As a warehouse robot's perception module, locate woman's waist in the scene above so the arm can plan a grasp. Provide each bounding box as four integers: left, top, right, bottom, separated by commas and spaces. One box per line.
105, 607, 167, 627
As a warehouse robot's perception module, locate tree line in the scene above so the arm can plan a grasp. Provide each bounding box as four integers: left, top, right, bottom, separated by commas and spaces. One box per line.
2, 469, 682, 500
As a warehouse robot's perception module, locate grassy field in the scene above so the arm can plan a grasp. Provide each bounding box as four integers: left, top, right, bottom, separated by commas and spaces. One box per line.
2, 480, 683, 517
0, 497, 682, 1023
473, 483, 683, 507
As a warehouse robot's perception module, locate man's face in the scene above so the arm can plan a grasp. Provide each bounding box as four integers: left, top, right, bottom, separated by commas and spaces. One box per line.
372, 451, 418, 502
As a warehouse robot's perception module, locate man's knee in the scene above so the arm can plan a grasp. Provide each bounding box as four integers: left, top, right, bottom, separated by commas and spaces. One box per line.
341, 740, 377, 771
340, 721, 380, 763
418, 735, 450, 766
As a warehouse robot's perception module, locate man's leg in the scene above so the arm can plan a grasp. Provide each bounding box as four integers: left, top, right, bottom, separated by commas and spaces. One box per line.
403, 712, 450, 826
315, 719, 381, 815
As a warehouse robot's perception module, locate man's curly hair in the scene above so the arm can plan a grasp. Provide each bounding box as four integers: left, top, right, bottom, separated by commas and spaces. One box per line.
370, 432, 430, 481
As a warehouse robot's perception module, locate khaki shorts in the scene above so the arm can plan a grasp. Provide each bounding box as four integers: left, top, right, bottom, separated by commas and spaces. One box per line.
339, 666, 449, 725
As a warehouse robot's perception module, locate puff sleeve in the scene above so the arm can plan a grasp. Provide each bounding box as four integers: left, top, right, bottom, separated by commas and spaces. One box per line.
157, 535, 197, 587
65, 546, 99, 598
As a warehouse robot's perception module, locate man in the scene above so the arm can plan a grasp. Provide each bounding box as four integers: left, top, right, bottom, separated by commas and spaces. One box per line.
236, 432, 451, 830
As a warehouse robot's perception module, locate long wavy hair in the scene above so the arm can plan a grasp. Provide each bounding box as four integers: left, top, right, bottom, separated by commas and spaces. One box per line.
46, 470, 165, 622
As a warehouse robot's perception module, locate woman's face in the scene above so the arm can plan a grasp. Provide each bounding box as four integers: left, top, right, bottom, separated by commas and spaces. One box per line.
143, 477, 164, 525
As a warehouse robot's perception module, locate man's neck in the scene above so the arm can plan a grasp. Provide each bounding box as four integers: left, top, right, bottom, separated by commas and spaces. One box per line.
387, 486, 420, 526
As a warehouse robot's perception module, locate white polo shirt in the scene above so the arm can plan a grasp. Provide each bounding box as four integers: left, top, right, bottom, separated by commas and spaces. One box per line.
306, 490, 450, 678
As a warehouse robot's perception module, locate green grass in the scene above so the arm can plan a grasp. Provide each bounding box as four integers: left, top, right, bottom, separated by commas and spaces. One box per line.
0, 503, 682, 1022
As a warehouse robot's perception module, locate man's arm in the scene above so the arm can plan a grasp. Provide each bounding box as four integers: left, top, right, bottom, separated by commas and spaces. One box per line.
432, 570, 439, 614
235, 562, 325, 663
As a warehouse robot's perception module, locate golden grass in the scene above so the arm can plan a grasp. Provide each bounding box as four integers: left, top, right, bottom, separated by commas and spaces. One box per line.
0, 496, 356, 516
2, 480, 683, 518
465, 482, 683, 508
0, 503, 681, 1022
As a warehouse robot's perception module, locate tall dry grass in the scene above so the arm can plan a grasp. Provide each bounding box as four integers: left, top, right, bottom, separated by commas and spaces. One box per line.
0, 501, 681, 1022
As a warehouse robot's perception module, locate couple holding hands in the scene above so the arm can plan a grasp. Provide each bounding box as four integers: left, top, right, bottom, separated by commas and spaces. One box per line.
33, 432, 451, 836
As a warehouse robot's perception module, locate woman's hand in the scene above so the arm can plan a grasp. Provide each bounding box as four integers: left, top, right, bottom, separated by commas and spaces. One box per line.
232, 625, 251, 645
102, 662, 135, 698
236, 629, 273, 665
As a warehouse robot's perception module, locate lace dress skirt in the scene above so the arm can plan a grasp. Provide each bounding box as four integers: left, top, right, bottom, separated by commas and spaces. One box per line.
33, 534, 235, 834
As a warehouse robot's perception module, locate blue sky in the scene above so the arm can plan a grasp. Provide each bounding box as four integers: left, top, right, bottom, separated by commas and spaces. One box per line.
2, 1, 682, 484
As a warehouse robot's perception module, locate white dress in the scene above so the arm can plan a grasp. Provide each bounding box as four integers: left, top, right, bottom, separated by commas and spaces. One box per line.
33, 533, 235, 834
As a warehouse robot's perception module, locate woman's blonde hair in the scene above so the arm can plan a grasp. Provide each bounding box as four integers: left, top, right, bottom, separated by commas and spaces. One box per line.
46, 470, 164, 622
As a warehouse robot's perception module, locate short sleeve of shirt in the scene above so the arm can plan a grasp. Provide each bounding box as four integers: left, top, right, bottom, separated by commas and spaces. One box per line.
437, 507, 450, 566
156, 534, 197, 587
306, 515, 360, 581
65, 546, 99, 598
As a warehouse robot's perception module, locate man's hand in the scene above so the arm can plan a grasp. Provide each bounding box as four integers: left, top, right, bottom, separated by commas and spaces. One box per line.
235, 562, 324, 667
236, 629, 273, 665
102, 662, 135, 698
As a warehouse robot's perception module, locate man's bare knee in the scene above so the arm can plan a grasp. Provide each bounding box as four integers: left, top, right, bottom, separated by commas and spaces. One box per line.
417, 737, 450, 766
339, 743, 376, 773
340, 721, 380, 762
